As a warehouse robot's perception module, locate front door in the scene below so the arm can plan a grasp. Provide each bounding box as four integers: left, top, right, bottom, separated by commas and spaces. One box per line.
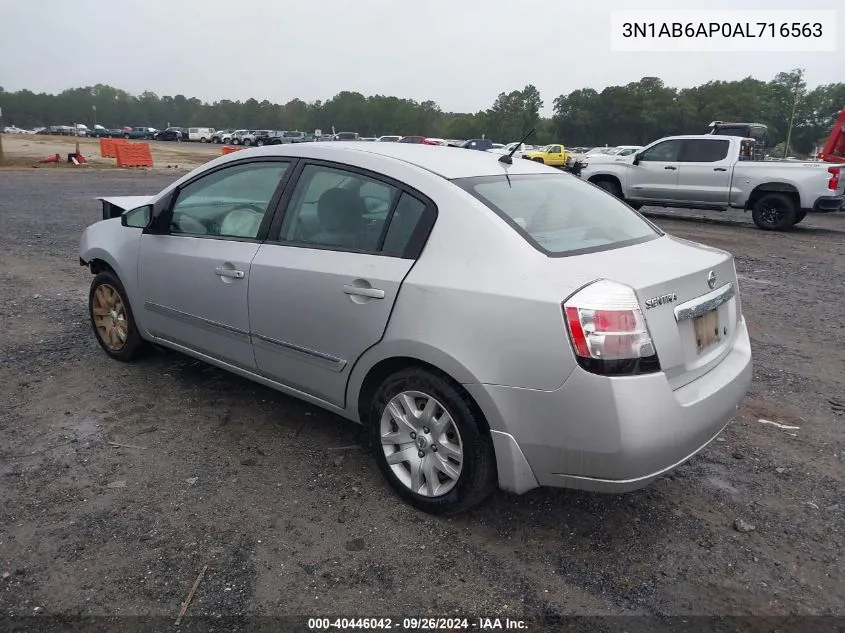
625, 138, 683, 202
138, 159, 291, 371
249, 162, 434, 406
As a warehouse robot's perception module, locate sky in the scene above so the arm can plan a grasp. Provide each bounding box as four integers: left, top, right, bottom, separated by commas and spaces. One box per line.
0, 0, 841, 116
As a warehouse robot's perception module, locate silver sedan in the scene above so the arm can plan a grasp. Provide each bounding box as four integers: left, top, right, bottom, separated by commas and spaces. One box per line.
79, 142, 753, 514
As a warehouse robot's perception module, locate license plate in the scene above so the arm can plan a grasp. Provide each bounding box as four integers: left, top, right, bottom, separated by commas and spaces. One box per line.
693, 309, 721, 354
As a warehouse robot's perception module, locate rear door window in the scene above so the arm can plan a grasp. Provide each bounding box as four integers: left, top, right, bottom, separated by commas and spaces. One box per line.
681, 139, 730, 162
454, 174, 660, 257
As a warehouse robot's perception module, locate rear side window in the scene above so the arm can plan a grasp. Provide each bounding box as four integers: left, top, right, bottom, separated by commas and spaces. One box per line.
454, 174, 660, 257
681, 139, 729, 162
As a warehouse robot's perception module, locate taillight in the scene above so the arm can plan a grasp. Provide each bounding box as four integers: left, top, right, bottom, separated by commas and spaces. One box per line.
828, 166, 841, 191
563, 279, 660, 376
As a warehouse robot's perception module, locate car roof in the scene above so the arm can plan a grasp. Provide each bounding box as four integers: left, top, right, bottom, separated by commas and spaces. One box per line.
226, 141, 553, 179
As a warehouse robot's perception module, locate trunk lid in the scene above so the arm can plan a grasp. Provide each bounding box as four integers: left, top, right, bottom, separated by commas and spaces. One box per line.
544, 234, 740, 389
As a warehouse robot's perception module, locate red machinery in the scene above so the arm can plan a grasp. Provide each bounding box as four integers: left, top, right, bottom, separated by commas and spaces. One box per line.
818, 105, 845, 163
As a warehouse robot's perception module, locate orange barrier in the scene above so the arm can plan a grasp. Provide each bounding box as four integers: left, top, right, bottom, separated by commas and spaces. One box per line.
115, 142, 153, 168
99, 137, 129, 158
222, 145, 242, 155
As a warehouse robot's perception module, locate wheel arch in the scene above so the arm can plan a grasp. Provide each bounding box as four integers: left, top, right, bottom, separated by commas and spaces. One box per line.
746, 182, 800, 209
348, 343, 490, 434
587, 173, 622, 188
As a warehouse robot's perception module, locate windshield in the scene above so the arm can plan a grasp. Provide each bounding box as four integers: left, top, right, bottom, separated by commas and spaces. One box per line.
453, 174, 661, 256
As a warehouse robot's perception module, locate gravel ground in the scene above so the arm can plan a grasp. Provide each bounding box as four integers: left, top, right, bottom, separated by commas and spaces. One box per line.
0, 170, 843, 630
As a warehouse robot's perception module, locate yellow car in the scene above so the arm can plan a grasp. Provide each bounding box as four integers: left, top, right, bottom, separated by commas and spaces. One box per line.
522, 144, 569, 167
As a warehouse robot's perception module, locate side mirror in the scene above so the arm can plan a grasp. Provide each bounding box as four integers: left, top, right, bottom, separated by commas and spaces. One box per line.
121, 205, 152, 228
632, 153, 642, 165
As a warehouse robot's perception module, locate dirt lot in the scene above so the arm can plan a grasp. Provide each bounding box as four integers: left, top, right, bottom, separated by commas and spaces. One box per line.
0, 133, 222, 171
0, 168, 843, 630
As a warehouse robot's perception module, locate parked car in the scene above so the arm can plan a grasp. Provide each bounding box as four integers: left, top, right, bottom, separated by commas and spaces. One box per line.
81, 142, 753, 514
398, 136, 426, 144
333, 132, 359, 141
580, 134, 845, 230
239, 130, 272, 146
279, 131, 307, 143
460, 139, 494, 151
229, 130, 253, 145
521, 144, 569, 167
377, 135, 402, 142
87, 126, 113, 138
155, 127, 186, 142
124, 127, 157, 140
211, 130, 233, 144
187, 127, 215, 142
487, 142, 538, 159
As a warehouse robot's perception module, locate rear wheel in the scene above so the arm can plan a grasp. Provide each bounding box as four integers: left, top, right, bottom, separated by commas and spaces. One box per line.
751, 193, 796, 230
369, 367, 496, 515
792, 210, 808, 225
88, 270, 147, 362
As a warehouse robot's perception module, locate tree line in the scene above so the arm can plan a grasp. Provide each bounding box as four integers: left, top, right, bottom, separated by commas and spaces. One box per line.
1, 71, 842, 154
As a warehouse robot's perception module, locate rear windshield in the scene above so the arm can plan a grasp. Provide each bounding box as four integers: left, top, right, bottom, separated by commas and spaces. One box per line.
453, 174, 661, 257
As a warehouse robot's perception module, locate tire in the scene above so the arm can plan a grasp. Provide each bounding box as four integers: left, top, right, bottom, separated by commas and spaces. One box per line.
243, 138, 252, 146
369, 367, 497, 515
256, 139, 264, 147
88, 270, 147, 362
792, 210, 808, 225
593, 178, 623, 199
124, 134, 130, 139
532, 157, 544, 163
232, 138, 240, 145
751, 192, 797, 230
212, 137, 220, 144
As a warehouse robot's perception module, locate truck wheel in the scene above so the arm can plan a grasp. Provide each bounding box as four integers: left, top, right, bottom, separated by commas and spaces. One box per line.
594, 178, 623, 199
532, 157, 544, 163
751, 193, 796, 230
792, 210, 808, 225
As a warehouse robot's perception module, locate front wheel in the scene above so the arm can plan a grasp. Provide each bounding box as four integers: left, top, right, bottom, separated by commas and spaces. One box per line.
369, 367, 497, 515
88, 270, 147, 361
593, 178, 623, 199
751, 193, 796, 230
532, 157, 544, 163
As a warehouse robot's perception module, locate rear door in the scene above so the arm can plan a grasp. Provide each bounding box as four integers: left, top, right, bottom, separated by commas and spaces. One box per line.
625, 139, 683, 202
248, 161, 437, 407
675, 138, 732, 205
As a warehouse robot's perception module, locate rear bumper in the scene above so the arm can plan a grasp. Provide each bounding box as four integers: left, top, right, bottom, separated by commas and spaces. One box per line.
811, 195, 844, 213
473, 318, 753, 494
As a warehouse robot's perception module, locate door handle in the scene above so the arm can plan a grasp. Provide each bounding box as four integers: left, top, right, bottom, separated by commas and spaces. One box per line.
343, 284, 385, 299
215, 266, 244, 279
714, 167, 727, 171
664, 166, 677, 170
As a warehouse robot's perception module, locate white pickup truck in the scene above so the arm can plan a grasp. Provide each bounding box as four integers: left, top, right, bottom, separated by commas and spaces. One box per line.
579, 134, 844, 230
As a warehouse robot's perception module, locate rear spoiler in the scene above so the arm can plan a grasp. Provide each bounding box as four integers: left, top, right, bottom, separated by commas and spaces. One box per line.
98, 195, 155, 220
